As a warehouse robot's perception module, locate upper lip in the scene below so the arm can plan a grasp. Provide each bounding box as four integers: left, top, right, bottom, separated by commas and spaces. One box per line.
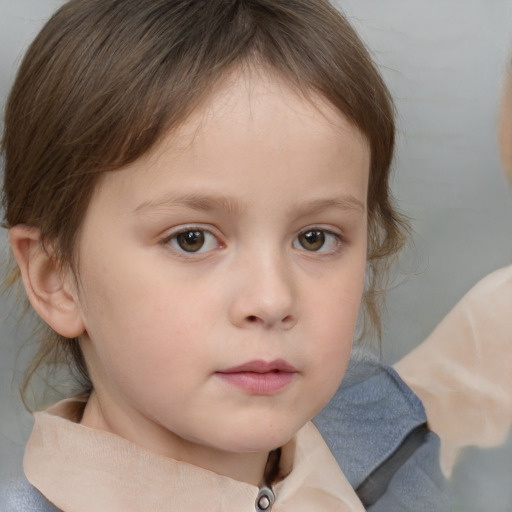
217, 359, 298, 374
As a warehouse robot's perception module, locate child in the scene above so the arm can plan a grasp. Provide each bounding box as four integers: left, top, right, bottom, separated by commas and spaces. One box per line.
0, 1, 446, 510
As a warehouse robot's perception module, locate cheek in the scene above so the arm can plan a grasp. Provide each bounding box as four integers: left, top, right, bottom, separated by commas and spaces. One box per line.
300, 309, 355, 419
314, 303, 357, 375
305, 256, 366, 369
306, 287, 362, 362
79, 267, 217, 372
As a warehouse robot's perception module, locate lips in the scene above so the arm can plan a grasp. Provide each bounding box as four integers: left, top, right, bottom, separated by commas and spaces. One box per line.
216, 359, 297, 395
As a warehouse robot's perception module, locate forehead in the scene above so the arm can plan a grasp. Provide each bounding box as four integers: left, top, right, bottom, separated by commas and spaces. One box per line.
148, 67, 369, 165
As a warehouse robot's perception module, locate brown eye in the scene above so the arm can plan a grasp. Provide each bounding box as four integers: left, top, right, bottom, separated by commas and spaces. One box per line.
175, 230, 206, 252
293, 229, 340, 253
167, 228, 220, 255
297, 230, 325, 251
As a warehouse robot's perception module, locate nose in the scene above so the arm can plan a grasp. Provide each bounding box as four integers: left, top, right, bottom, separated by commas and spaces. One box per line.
228, 252, 298, 330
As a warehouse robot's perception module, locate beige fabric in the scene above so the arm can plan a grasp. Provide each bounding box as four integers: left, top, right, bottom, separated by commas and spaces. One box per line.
24, 397, 364, 512
395, 265, 512, 476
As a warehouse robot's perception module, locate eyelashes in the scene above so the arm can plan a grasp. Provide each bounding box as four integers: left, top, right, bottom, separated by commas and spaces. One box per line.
161, 225, 343, 256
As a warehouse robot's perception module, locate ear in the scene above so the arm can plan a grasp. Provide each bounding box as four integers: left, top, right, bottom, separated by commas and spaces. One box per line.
8, 225, 85, 338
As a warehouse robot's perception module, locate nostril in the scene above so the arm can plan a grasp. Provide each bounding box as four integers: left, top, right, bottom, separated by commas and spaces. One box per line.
242, 314, 295, 327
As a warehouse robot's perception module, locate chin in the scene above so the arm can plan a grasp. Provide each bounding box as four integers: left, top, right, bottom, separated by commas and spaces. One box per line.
222, 419, 304, 454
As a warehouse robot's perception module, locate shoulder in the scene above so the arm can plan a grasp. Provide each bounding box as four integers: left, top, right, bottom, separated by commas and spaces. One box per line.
0, 473, 61, 512
314, 351, 450, 511
314, 352, 427, 487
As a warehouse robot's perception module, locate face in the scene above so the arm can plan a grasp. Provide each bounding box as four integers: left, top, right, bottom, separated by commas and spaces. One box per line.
74, 70, 370, 483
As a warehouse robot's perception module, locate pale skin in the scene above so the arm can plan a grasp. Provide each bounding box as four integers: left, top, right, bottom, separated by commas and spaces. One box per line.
10, 69, 370, 486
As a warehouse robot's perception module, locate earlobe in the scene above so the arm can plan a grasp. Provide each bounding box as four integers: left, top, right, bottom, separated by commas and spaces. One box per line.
8, 225, 85, 339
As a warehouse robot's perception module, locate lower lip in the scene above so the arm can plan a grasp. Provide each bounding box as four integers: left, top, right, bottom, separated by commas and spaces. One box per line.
216, 371, 296, 395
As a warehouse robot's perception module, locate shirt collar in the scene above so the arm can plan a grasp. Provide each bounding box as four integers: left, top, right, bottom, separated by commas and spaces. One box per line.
24, 397, 364, 512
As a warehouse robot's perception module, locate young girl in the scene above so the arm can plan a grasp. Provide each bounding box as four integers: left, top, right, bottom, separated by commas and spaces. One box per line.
0, 1, 444, 510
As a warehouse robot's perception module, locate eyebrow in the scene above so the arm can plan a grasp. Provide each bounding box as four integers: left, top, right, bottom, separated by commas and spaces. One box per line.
291, 197, 366, 216
134, 193, 245, 215
134, 193, 365, 216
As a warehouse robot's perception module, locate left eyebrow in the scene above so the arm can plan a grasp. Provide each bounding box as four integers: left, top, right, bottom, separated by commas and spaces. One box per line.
133, 193, 245, 216
291, 196, 366, 217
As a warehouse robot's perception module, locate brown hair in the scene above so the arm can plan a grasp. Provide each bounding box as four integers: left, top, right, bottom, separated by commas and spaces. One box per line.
2, 0, 407, 403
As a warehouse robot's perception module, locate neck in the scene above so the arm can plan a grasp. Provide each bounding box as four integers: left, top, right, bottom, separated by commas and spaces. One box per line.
81, 391, 270, 486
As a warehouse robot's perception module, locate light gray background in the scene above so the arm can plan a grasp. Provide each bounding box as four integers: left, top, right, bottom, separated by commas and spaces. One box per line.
1, 1, 512, 510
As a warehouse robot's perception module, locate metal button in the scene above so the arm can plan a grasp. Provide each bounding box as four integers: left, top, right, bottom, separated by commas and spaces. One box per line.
255, 486, 275, 511
258, 496, 270, 510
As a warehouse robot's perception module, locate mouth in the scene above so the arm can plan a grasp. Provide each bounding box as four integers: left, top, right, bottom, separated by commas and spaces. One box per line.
215, 359, 298, 395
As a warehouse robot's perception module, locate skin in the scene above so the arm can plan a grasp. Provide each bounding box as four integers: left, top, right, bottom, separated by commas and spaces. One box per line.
12, 69, 371, 486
